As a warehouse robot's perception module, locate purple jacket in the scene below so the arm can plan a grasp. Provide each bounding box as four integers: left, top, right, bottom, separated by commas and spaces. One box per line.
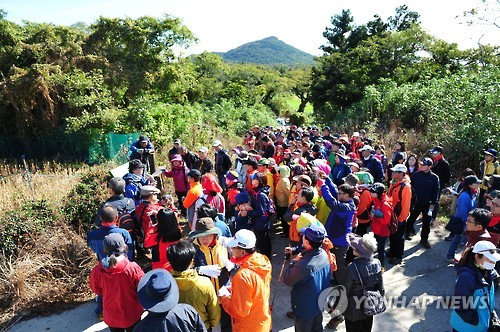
163, 165, 189, 192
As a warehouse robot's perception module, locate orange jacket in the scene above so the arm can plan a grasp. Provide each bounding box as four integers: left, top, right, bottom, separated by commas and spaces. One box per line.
388, 177, 412, 222
220, 253, 272, 332
183, 181, 203, 209
356, 189, 373, 224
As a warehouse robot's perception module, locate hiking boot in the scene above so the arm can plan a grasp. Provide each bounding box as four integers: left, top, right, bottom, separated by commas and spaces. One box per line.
420, 241, 431, 249
389, 257, 402, 265
286, 311, 295, 319
326, 315, 344, 329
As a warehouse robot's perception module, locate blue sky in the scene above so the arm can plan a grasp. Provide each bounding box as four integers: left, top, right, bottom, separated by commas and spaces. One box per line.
2, 0, 499, 56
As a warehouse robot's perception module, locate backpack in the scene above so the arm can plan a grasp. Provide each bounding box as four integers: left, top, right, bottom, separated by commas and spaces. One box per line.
117, 208, 136, 233
390, 183, 406, 234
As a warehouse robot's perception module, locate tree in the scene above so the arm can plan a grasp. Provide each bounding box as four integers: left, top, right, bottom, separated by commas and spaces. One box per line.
321, 10, 354, 54
388, 5, 420, 31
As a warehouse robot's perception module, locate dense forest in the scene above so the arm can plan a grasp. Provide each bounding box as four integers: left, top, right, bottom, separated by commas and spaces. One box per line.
0, 5, 498, 170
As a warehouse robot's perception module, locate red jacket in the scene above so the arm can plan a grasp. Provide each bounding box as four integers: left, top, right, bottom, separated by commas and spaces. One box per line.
371, 194, 392, 237
90, 258, 144, 328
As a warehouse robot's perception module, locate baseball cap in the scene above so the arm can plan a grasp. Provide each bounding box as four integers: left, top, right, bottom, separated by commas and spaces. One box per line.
227, 229, 256, 249
472, 241, 500, 262
173, 138, 181, 145
198, 146, 208, 153
302, 224, 327, 243
213, 140, 222, 147
390, 164, 408, 173
103, 233, 126, 254
429, 146, 443, 154
139, 135, 149, 143
258, 158, 270, 166
420, 157, 433, 166
292, 174, 312, 186
359, 145, 373, 152
464, 175, 481, 186
225, 170, 239, 182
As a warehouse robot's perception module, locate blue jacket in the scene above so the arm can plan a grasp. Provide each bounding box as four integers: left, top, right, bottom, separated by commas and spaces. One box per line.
87, 225, 134, 261
248, 186, 271, 231
450, 264, 496, 332
455, 191, 478, 223
330, 159, 352, 186
284, 248, 331, 319
362, 155, 384, 183
129, 140, 154, 161
321, 177, 356, 246
123, 173, 151, 205
410, 170, 440, 206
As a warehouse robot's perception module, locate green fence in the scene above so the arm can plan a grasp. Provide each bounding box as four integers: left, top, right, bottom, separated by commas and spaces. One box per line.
0, 130, 139, 163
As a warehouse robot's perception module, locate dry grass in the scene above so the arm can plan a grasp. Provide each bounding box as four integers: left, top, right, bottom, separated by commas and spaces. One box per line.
0, 162, 84, 215
0, 225, 95, 330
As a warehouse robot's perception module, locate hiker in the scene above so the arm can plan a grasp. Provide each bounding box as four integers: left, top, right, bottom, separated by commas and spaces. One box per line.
446, 176, 481, 263
368, 183, 392, 268
90, 233, 144, 332
180, 145, 200, 170
134, 269, 207, 331
405, 154, 419, 177
405, 157, 440, 249
487, 192, 500, 246
354, 174, 373, 237
429, 146, 451, 223
129, 134, 154, 165
451, 241, 500, 332
201, 173, 225, 217
143, 208, 182, 271
224, 171, 241, 226
189, 217, 233, 331
162, 154, 190, 216
344, 233, 385, 332
183, 169, 203, 229
283, 185, 318, 248
387, 164, 412, 265
167, 240, 221, 331
464, 208, 495, 248
123, 159, 155, 206
234, 191, 253, 232
87, 205, 134, 318
480, 148, 500, 207
283, 224, 331, 331
94, 177, 135, 227
194, 146, 214, 175
276, 165, 292, 237
257, 158, 275, 199
390, 141, 407, 165
135, 185, 163, 240
219, 229, 272, 332
168, 138, 181, 161
246, 172, 273, 259
359, 145, 384, 184
213, 140, 232, 192
196, 204, 232, 238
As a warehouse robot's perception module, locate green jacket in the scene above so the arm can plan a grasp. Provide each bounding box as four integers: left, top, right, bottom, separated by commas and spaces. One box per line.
172, 269, 221, 329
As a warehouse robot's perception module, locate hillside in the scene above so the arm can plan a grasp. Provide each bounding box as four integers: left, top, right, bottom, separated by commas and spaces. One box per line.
215, 36, 315, 65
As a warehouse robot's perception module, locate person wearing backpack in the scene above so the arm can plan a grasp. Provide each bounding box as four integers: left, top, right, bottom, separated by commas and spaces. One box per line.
94, 177, 135, 228
241, 172, 272, 259
87, 205, 134, 319
183, 169, 204, 230
387, 164, 412, 265
344, 233, 384, 332
123, 159, 155, 206
369, 183, 392, 269
135, 185, 163, 258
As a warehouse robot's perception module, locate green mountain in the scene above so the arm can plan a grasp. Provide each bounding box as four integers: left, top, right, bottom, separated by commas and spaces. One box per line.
215, 36, 315, 65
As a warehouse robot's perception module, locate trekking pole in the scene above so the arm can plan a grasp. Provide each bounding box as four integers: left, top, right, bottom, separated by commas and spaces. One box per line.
270, 253, 290, 311
21, 155, 35, 200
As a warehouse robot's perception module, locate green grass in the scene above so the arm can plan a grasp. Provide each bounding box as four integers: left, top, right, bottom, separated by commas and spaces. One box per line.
286, 96, 313, 114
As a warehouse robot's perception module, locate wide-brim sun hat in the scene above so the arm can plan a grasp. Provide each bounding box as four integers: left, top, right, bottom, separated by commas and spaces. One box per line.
138, 269, 179, 313
188, 217, 222, 239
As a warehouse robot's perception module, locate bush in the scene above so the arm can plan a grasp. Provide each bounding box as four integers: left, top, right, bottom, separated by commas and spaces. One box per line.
0, 200, 54, 256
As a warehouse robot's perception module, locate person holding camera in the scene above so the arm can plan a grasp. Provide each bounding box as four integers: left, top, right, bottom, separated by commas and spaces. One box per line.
129, 135, 154, 164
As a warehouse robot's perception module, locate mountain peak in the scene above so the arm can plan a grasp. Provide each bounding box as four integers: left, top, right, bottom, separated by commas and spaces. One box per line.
216, 36, 314, 65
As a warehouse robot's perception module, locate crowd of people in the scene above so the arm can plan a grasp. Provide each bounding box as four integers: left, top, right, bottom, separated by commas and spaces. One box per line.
85, 126, 500, 332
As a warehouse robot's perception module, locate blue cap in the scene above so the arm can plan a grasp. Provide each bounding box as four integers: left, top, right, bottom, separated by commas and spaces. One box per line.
303, 224, 326, 243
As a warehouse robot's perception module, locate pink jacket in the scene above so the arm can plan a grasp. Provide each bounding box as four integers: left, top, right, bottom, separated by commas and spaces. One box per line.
163, 165, 189, 192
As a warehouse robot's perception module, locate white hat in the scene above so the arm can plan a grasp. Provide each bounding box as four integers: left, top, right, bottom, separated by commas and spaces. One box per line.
198, 146, 208, 153
227, 229, 256, 249
359, 145, 373, 152
390, 164, 408, 173
348, 162, 360, 169
472, 241, 500, 262
352, 132, 360, 137
213, 140, 222, 147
